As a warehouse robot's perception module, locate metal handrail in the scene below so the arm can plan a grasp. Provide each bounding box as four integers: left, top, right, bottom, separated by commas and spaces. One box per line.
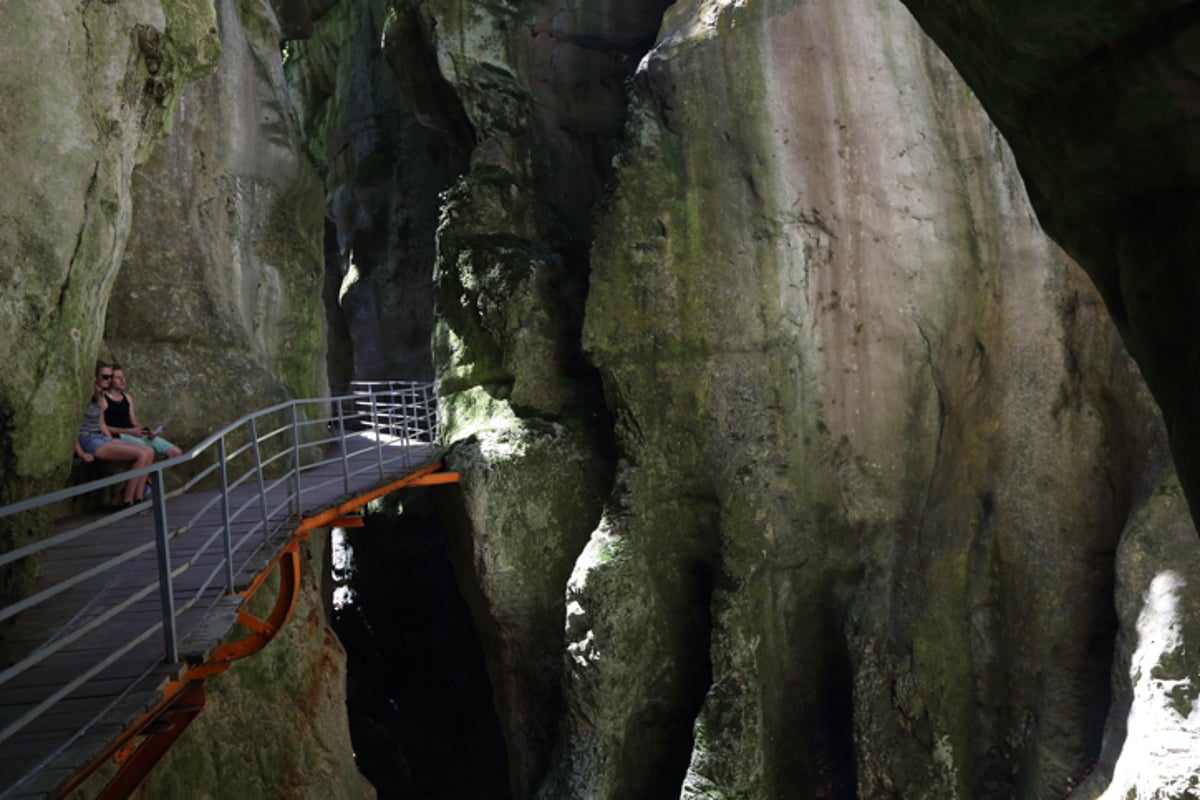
0, 381, 440, 761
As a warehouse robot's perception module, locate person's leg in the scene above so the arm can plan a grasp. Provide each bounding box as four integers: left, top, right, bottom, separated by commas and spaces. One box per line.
125, 444, 155, 503
94, 440, 155, 503
120, 433, 182, 460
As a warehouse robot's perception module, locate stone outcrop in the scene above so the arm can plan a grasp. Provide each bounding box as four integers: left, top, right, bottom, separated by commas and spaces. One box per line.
420, 0, 668, 794
896, 0, 1200, 556
1082, 477, 1200, 800
422, 0, 1200, 797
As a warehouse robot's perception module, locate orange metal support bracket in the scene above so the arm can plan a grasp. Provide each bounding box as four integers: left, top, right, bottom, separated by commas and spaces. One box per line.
197, 544, 301, 671
292, 460, 459, 535
60, 680, 209, 800
60, 547, 303, 797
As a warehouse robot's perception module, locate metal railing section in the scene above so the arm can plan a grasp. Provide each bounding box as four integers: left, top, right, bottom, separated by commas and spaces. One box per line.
0, 381, 440, 764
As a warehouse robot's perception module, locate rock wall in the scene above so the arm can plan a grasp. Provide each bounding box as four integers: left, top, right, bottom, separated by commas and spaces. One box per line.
283, 0, 468, 386
0, 0, 219, 595
0, 1, 365, 797
424, 0, 1200, 797
418, 0, 669, 794
896, 0, 1200, 558
105, 0, 327, 446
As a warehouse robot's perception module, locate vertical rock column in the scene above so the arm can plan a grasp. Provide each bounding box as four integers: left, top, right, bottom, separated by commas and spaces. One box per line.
573, 0, 1197, 797
420, 0, 671, 795
283, 0, 470, 385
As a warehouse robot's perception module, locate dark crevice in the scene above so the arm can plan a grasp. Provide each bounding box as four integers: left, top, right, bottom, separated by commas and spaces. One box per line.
321, 219, 353, 394
614, 553, 715, 800
333, 491, 511, 800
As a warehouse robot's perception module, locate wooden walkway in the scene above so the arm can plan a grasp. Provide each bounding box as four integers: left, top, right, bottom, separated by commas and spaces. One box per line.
0, 432, 441, 798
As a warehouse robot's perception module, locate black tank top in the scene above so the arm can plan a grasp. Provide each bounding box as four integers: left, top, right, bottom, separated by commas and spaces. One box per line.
104, 393, 134, 429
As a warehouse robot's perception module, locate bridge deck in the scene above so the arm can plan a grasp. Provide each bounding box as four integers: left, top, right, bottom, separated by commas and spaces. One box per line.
0, 433, 438, 798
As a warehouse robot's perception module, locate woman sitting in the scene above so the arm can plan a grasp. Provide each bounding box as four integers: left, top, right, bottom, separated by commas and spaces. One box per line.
74, 363, 155, 508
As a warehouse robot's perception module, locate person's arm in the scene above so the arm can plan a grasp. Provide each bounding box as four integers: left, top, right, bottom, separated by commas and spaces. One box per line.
125, 394, 154, 437
75, 439, 94, 462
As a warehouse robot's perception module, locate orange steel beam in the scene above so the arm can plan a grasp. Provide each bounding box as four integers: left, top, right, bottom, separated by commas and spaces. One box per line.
178, 543, 303, 681
94, 682, 207, 800
56, 678, 210, 799
65, 460, 461, 798
292, 460, 459, 535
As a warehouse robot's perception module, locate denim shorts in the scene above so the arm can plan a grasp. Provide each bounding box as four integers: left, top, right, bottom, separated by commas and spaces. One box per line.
78, 433, 111, 454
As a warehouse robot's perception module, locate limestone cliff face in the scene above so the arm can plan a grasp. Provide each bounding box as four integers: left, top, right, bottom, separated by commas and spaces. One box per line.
105, 0, 327, 446
0, 0, 218, 592
420, 0, 668, 794
574, 1, 1191, 795
425, 0, 1200, 797
894, 0, 1200, 566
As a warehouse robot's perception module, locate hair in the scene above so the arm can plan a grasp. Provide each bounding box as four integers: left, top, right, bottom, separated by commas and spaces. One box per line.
110, 363, 123, 373
94, 360, 111, 378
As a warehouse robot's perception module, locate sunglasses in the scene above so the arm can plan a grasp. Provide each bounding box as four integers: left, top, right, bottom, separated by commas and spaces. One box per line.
98, 374, 113, 380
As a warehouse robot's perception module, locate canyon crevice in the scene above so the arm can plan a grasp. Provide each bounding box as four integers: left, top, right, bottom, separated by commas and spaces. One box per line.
1, 0, 1198, 797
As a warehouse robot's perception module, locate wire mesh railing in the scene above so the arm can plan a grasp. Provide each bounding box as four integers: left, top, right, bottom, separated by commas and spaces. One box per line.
0, 381, 439, 790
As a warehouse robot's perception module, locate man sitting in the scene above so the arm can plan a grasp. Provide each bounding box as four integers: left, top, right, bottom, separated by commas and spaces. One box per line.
102, 364, 183, 459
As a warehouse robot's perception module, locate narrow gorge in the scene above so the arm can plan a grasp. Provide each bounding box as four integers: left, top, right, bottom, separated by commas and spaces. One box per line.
1, 0, 1198, 798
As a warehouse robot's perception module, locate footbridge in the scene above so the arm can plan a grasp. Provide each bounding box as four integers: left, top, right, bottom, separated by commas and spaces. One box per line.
0, 381, 459, 798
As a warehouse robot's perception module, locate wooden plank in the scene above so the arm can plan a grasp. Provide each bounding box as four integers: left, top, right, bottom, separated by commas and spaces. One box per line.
178, 598, 242, 662
7, 722, 128, 796
9, 768, 75, 799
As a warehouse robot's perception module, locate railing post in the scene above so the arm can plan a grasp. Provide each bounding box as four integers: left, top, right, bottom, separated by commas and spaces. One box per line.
427, 383, 436, 443
420, 382, 434, 446
427, 383, 435, 442
370, 392, 384, 480
400, 383, 415, 465
249, 418, 271, 543
150, 469, 178, 663
337, 396, 350, 494
218, 436, 235, 591
290, 404, 303, 515
393, 386, 402, 439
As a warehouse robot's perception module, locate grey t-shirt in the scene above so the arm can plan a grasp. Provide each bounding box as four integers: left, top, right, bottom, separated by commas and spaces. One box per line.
78, 401, 103, 438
